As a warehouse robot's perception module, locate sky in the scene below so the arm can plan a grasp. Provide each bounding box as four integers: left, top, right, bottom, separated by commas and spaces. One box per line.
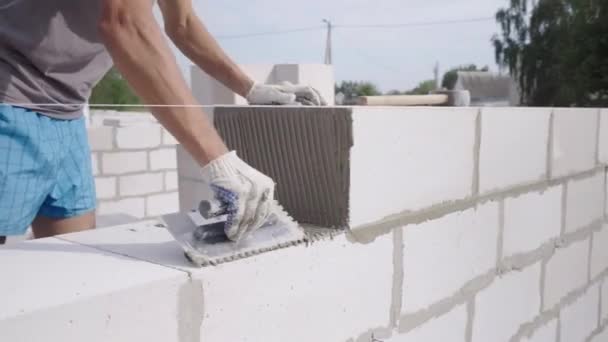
165, 0, 508, 92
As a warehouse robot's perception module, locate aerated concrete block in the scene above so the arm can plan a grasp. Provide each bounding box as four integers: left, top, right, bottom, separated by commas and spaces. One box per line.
503, 186, 562, 257
565, 172, 605, 233
552, 108, 599, 178
178, 106, 478, 230
386, 305, 467, 342
479, 107, 551, 193
560, 284, 600, 342
60, 222, 394, 342
543, 238, 590, 310
115, 124, 161, 149
0, 238, 186, 342
472, 263, 541, 342
102, 151, 148, 175
401, 202, 500, 314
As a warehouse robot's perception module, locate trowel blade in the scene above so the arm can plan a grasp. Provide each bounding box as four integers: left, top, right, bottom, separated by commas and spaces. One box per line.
160, 204, 307, 267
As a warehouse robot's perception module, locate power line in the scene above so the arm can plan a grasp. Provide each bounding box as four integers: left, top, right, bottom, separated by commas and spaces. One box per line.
215, 26, 324, 40
335, 16, 495, 29
214, 16, 496, 40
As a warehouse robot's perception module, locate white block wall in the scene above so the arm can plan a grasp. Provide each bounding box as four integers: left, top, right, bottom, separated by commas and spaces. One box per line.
472, 263, 541, 342
565, 173, 605, 233
401, 202, 499, 314
350, 107, 478, 227
88, 110, 179, 219
544, 238, 590, 310
3, 106, 607, 342
503, 187, 562, 257
479, 108, 550, 193
551, 108, 599, 178
386, 306, 468, 342
560, 284, 600, 342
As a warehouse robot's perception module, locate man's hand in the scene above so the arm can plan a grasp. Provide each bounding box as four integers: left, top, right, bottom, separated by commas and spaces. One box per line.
246, 82, 328, 106
200, 151, 275, 242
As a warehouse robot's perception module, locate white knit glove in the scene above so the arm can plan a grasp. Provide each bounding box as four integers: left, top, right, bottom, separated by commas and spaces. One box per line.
199, 151, 275, 242
246, 81, 328, 106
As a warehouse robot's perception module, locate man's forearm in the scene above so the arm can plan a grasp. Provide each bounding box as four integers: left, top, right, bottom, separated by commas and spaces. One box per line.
99, 0, 228, 165
159, 1, 253, 97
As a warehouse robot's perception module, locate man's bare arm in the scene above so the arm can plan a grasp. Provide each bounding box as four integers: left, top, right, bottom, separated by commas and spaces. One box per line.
157, 0, 254, 97
98, 0, 227, 165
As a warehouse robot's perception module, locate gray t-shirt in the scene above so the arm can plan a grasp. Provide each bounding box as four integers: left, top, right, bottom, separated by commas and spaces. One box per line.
0, 0, 113, 119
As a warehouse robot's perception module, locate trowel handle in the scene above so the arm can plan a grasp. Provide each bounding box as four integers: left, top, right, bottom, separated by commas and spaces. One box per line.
198, 199, 226, 219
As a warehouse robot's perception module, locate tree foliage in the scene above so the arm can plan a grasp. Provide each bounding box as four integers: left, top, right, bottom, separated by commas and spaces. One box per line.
493, 0, 608, 106
406, 80, 437, 95
441, 64, 489, 90
335, 81, 381, 101
90, 67, 143, 110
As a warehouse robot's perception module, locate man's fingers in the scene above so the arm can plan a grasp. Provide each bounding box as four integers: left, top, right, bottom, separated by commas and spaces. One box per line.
273, 91, 297, 105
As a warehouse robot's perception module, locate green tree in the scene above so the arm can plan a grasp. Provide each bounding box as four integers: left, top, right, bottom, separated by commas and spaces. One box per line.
90, 67, 143, 110
441, 64, 489, 90
335, 81, 381, 101
493, 0, 608, 106
406, 80, 436, 95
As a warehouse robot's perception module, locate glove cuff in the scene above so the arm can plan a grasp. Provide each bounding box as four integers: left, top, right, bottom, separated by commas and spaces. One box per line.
200, 151, 249, 183
245, 82, 259, 101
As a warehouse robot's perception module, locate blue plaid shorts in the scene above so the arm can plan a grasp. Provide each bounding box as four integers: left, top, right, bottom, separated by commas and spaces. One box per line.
0, 105, 96, 235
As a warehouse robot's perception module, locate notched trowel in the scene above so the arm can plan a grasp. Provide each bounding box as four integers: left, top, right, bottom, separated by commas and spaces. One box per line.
161, 200, 307, 267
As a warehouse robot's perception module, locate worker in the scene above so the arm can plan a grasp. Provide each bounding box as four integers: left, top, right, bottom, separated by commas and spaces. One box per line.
0, 0, 325, 244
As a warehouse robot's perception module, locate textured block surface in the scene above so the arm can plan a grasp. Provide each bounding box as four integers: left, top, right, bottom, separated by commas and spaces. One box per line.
543, 239, 590, 310
386, 306, 467, 342
552, 108, 599, 178
401, 202, 499, 313
479, 108, 550, 193
565, 173, 605, 233
472, 263, 541, 342
560, 285, 600, 342
503, 186, 562, 257
213, 106, 353, 228
351, 107, 477, 227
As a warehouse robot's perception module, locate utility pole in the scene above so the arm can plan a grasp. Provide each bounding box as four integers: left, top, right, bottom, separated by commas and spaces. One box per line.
434, 61, 440, 90
322, 19, 333, 65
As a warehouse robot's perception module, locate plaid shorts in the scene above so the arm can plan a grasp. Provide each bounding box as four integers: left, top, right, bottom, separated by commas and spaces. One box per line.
0, 105, 96, 236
